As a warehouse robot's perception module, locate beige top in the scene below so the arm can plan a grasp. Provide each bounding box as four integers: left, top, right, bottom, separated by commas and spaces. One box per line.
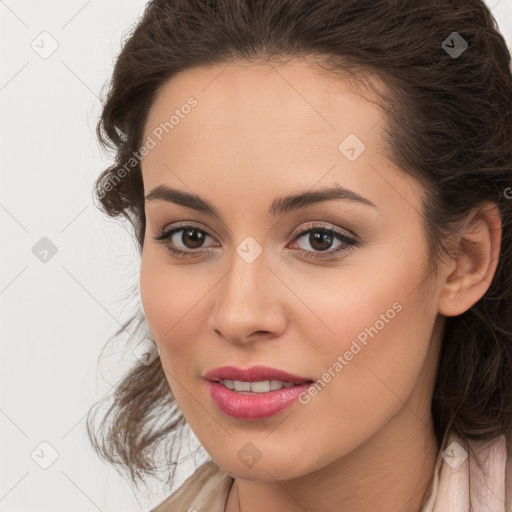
150, 431, 512, 512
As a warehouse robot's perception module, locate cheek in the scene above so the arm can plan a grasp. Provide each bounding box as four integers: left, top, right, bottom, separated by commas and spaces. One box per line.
300, 246, 435, 403
140, 250, 183, 346
139, 253, 201, 412
139, 254, 170, 337
314, 227, 434, 359
139, 249, 211, 361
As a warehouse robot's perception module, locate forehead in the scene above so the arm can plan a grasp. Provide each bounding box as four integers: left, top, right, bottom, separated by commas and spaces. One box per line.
144, 57, 385, 152
141, 58, 423, 218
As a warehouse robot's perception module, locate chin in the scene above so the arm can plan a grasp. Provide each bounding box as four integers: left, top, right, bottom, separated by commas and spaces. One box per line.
210, 451, 314, 482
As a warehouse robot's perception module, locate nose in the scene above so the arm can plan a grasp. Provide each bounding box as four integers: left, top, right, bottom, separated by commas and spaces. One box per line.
208, 250, 287, 346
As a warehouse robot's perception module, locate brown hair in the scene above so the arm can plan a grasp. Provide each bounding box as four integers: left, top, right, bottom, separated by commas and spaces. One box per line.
87, 0, 512, 496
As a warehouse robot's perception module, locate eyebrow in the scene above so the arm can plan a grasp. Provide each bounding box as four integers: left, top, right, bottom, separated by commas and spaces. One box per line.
144, 183, 377, 217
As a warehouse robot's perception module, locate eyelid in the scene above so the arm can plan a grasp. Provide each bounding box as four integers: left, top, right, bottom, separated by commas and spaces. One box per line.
292, 220, 358, 241
156, 220, 218, 239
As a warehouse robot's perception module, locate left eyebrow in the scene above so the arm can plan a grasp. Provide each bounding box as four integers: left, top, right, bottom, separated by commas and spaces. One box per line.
269, 183, 377, 215
144, 183, 377, 218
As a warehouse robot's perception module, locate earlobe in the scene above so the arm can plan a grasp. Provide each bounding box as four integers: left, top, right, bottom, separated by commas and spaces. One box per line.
437, 202, 502, 317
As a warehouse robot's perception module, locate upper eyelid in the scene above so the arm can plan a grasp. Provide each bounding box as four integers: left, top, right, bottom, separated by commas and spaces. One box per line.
159, 221, 216, 239
294, 222, 357, 240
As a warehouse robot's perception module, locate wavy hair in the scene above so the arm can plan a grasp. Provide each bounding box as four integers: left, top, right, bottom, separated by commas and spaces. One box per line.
86, 0, 512, 495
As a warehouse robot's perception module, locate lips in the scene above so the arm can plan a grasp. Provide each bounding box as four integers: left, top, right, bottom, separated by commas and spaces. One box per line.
203, 365, 315, 420
206, 381, 313, 419
203, 365, 312, 384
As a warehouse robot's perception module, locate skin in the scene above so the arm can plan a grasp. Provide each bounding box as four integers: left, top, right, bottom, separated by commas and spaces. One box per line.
138, 58, 501, 512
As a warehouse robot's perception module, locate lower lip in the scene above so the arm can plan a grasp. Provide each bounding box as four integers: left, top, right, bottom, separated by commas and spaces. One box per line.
205, 381, 313, 420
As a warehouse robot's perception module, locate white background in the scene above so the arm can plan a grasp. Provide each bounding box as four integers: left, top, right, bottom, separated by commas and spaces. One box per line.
1, 1, 511, 511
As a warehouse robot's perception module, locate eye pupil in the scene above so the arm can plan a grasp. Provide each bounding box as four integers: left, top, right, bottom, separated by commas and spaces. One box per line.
310, 229, 332, 251
183, 228, 205, 249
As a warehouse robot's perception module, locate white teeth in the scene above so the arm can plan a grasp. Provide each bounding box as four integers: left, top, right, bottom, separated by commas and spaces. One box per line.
222, 379, 234, 390
237, 381, 251, 392
270, 380, 283, 391
250, 380, 271, 393
219, 379, 299, 393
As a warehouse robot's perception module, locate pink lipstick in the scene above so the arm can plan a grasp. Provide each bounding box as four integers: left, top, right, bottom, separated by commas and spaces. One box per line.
203, 365, 314, 420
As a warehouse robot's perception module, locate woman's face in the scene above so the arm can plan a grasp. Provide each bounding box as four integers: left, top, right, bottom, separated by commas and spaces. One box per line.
139, 58, 446, 480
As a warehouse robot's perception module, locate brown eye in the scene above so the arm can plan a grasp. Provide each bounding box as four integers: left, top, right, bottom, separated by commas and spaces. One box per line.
288, 224, 358, 260
179, 228, 207, 249
305, 229, 335, 252
153, 225, 218, 258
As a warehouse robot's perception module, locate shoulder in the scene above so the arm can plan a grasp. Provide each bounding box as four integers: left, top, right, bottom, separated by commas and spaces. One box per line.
149, 460, 234, 512
422, 431, 512, 512
465, 432, 512, 510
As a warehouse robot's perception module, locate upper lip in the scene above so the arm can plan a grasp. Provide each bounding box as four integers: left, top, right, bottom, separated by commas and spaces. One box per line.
203, 365, 313, 383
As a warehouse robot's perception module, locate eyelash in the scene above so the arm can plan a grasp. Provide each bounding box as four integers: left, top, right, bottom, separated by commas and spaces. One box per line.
153, 222, 358, 261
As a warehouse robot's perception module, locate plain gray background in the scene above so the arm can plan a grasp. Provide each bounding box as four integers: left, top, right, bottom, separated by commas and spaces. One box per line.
1, 1, 511, 510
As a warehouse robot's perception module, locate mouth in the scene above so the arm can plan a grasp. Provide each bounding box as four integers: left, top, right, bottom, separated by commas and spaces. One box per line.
203, 365, 315, 419
203, 365, 313, 388
215, 379, 307, 393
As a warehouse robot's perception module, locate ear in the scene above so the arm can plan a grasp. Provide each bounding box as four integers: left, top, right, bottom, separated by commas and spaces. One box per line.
438, 202, 502, 317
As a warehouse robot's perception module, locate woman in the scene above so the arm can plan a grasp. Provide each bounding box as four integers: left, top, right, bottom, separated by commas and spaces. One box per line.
87, 0, 512, 510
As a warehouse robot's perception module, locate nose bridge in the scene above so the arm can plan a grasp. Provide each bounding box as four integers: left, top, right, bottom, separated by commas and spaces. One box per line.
220, 241, 268, 313
212, 239, 283, 342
